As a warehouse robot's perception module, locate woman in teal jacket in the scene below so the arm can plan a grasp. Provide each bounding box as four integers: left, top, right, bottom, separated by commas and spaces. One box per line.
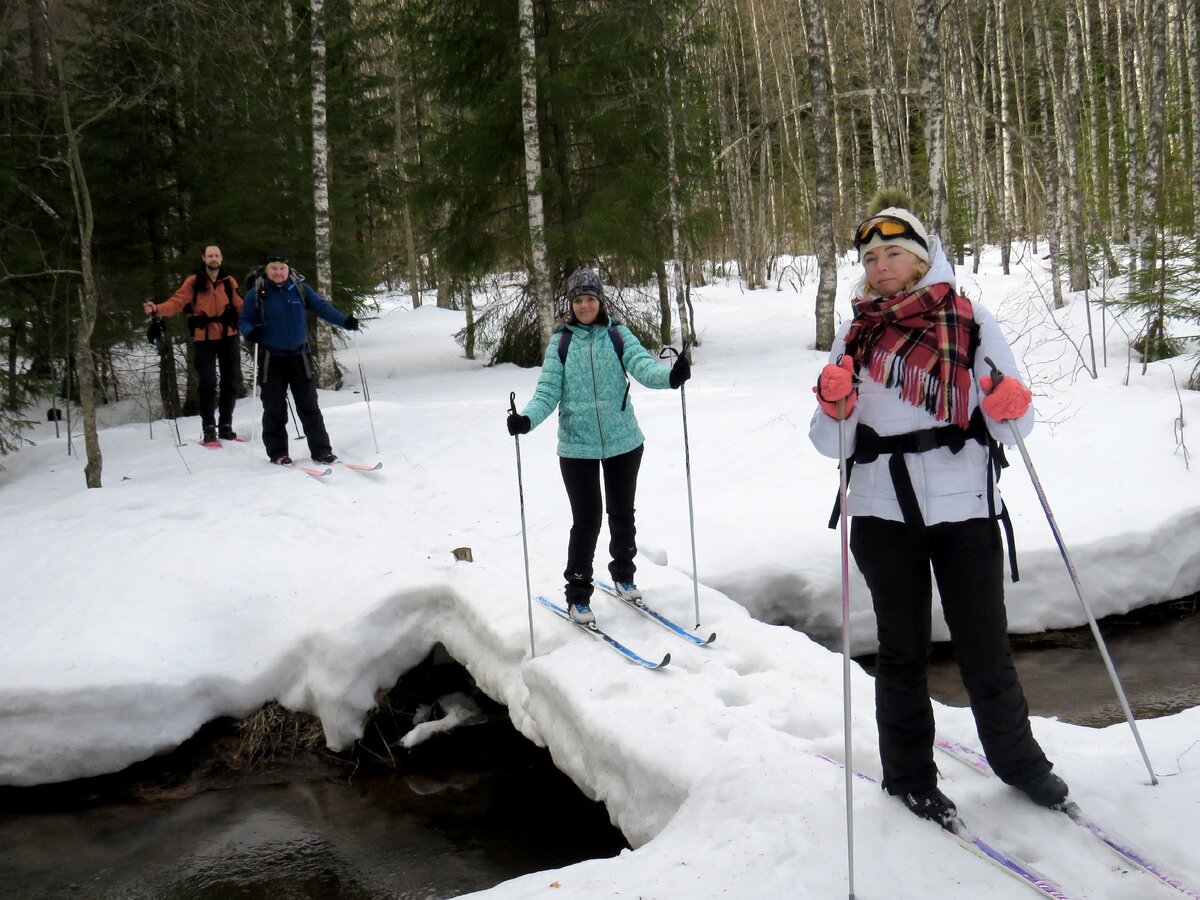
507, 268, 691, 627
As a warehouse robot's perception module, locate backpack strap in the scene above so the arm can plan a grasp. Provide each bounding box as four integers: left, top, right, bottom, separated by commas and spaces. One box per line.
556, 324, 631, 410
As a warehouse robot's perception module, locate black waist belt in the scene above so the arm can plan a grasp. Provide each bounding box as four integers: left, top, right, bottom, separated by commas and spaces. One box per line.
829, 409, 1019, 581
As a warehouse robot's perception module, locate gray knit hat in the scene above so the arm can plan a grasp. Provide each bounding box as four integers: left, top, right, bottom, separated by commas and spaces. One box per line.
564, 267, 605, 303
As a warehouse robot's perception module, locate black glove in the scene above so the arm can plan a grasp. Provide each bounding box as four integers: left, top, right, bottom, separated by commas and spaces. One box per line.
186, 314, 209, 331
245, 325, 262, 344
220, 306, 239, 327
669, 354, 691, 388
506, 412, 531, 436
146, 317, 163, 348
344, 314, 360, 331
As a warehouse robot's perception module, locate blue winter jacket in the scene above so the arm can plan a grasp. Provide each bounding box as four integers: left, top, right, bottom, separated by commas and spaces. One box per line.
239, 276, 349, 355
522, 321, 673, 459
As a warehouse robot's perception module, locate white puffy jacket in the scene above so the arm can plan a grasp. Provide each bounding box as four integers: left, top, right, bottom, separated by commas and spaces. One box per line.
809, 238, 1033, 526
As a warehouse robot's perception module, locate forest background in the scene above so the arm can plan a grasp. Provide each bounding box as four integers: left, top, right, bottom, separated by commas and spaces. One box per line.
1, 0, 1198, 487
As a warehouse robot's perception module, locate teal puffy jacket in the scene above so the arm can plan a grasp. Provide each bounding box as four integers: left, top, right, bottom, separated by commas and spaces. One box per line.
522, 321, 673, 459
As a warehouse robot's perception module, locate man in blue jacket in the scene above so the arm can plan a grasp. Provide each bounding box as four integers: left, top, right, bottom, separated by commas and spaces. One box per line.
239, 252, 359, 465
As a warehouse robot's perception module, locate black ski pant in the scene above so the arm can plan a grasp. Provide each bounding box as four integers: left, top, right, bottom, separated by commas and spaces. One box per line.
850, 515, 1052, 795
194, 335, 241, 431
559, 444, 644, 605
257, 351, 332, 461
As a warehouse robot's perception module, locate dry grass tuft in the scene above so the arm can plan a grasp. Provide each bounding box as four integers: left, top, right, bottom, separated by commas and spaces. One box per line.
236, 701, 326, 766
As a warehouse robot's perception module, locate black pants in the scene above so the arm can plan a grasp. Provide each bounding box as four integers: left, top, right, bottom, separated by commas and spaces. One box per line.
850, 515, 1051, 795
194, 336, 241, 430
257, 351, 332, 460
559, 444, 644, 604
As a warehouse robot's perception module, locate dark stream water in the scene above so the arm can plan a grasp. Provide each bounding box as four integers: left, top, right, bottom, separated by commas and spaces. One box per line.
1, 600, 1195, 899
922, 595, 1200, 726
0, 650, 627, 900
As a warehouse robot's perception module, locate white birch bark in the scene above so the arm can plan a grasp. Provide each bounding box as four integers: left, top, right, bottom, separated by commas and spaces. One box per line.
310, 0, 338, 388
1062, 0, 1089, 292
801, 0, 838, 350
916, 0, 948, 239
995, 0, 1015, 272
518, 0, 554, 347
661, 30, 694, 346
46, 1, 102, 486
1189, 0, 1200, 258
1032, 4, 1065, 307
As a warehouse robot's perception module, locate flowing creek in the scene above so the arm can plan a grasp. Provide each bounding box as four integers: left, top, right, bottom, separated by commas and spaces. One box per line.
1, 598, 1195, 898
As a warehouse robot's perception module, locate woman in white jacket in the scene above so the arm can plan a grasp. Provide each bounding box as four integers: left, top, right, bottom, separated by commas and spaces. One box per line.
809, 191, 1069, 829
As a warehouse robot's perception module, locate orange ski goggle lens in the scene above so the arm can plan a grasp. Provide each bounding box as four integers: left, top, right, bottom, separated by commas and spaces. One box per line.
853, 215, 928, 252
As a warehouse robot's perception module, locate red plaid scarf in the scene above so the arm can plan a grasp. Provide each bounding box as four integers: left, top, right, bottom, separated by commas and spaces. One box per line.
842, 283, 975, 427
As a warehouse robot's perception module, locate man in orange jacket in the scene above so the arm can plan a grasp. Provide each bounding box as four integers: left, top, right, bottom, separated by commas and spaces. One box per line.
144, 244, 244, 445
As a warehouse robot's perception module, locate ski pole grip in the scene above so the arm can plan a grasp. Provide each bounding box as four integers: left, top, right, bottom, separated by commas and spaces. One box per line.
509, 391, 517, 415
983, 356, 1003, 387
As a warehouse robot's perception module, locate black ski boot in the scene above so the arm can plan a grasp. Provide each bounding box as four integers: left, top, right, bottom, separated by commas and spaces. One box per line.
1017, 771, 1069, 808
899, 787, 959, 830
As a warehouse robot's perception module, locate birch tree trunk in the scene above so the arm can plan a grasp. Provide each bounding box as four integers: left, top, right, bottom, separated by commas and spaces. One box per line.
1032, 4, 1065, 308
310, 0, 338, 389
1141, 0, 1167, 269
1189, 0, 1200, 259
661, 31, 694, 347
916, 0, 948, 239
801, 0, 838, 351
994, 0, 1014, 273
1061, 0, 1089, 291
518, 0, 554, 347
48, 8, 102, 487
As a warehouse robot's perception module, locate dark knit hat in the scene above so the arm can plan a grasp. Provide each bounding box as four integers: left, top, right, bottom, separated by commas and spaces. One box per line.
266, 250, 289, 264
565, 267, 605, 303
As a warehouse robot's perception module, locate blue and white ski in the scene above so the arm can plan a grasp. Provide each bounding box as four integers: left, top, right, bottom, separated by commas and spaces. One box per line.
593, 579, 716, 646
935, 735, 1200, 898
536, 596, 670, 669
817, 753, 1076, 898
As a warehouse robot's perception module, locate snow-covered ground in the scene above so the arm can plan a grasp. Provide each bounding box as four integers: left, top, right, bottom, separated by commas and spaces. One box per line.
2, 247, 1198, 898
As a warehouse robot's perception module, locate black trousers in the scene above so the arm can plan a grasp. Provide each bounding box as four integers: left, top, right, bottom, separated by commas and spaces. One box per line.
193, 336, 241, 430
850, 515, 1051, 795
559, 444, 644, 604
257, 352, 332, 460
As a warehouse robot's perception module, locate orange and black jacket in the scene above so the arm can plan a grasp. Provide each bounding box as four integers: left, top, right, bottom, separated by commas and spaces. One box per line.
155, 267, 243, 341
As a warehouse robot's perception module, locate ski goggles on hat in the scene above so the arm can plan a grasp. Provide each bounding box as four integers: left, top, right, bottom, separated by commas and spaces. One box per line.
853, 215, 929, 253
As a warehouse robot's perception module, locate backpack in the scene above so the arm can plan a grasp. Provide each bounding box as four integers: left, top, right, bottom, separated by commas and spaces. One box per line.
558, 323, 630, 410
183, 268, 237, 332
190, 272, 236, 307
243, 266, 311, 325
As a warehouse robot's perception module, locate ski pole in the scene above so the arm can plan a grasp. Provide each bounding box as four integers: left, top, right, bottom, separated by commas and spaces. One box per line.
983, 357, 1157, 786
659, 343, 702, 629
836, 396, 856, 900
286, 394, 303, 439
354, 329, 379, 453
510, 392, 536, 658
248, 343, 258, 465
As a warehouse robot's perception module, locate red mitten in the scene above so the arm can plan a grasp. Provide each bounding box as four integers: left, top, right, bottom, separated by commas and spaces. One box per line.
980, 373, 1032, 421
813, 356, 857, 419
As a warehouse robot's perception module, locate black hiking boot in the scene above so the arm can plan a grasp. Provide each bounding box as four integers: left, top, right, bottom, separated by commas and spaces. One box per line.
271, 455, 293, 466
202, 427, 218, 445
312, 452, 339, 464
1017, 771, 1069, 808
899, 787, 959, 830
218, 425, 237, 440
